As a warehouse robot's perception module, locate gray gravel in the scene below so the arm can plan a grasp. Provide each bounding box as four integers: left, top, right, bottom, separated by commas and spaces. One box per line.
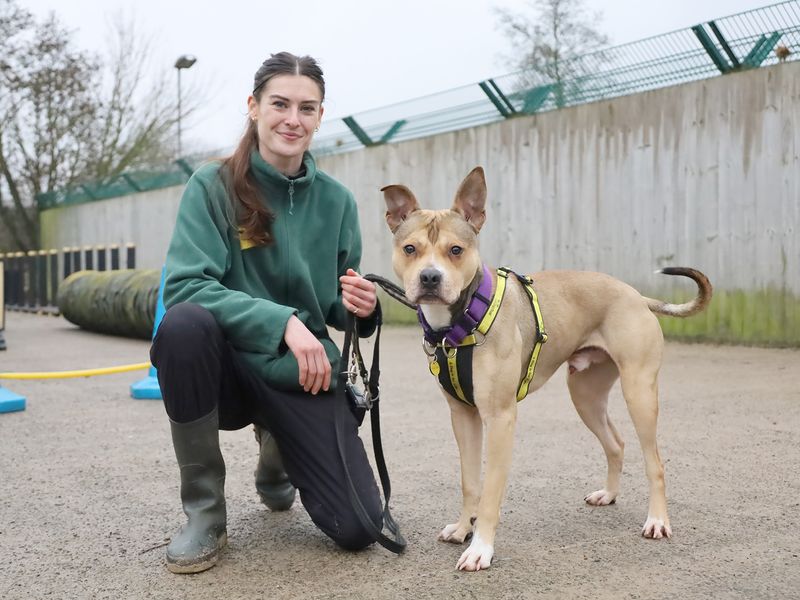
1, 311, 798, 600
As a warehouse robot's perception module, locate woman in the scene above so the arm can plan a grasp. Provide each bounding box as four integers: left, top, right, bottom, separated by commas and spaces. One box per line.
150, 52, 383, 574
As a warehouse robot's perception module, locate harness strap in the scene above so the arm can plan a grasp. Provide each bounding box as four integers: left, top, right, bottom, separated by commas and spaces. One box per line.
513, 272, 548, 400
475, 268, 507, 336
427, 267, 547, 407
434, 345, 474, 404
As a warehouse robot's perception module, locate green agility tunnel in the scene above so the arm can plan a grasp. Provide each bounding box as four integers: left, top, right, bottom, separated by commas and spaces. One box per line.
57, 269, 161, 339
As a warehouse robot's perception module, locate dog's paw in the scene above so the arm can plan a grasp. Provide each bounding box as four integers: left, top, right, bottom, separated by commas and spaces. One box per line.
584, 489, 617, 506
456, 533, 494, 571
641, 516, 672, 539
438, 522, 472, 544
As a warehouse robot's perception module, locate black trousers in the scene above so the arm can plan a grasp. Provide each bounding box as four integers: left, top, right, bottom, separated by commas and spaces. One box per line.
150, 302, 382, 551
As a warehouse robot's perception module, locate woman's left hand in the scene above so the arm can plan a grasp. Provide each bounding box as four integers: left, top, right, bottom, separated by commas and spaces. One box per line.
339, 268, 377, 318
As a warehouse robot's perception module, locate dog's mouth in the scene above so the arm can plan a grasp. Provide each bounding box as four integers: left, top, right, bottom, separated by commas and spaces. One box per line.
415, 293, 446, 305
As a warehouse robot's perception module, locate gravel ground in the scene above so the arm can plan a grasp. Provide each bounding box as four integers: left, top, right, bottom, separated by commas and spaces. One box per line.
1, 311, 798, 600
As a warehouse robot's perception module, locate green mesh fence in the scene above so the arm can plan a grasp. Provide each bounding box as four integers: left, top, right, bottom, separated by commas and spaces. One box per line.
35, 155, 218, 210
36, 1, 799, 208
312, 1, 800, 155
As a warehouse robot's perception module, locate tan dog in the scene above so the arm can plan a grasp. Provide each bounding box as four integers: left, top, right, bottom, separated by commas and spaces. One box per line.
382, 167, 712, 571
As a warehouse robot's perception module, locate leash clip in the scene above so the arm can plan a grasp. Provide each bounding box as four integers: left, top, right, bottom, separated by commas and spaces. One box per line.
346, 382, 373, 411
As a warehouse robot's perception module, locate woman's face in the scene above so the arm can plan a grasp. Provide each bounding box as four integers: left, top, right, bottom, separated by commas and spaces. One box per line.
248, 74, 324, 175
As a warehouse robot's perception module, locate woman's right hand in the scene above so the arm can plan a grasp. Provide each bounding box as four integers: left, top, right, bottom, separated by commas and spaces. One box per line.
283, 315, 331, 394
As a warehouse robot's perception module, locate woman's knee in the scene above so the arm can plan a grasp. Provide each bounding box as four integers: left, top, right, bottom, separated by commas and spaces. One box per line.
305, 497, 382, 551
333, 515, 380, 551
151, 303, 224, 363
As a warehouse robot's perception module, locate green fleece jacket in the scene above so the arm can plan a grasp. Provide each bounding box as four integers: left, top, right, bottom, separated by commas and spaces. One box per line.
163, 149, 373, 391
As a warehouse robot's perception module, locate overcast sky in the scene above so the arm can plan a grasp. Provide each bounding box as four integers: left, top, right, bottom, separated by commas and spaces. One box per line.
25, 0, 771, 153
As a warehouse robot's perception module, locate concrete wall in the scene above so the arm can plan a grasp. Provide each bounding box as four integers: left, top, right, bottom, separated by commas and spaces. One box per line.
40, 186, 181, 272
40, 62, 800, 344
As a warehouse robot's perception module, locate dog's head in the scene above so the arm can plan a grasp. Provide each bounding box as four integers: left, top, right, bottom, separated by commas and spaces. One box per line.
381, 167, 486, 306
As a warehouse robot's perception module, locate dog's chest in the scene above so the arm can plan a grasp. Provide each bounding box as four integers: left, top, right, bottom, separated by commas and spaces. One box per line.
419, 304, 454, 331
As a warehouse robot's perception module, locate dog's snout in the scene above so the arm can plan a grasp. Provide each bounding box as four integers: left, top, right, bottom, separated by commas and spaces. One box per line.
420, 268, 442, 289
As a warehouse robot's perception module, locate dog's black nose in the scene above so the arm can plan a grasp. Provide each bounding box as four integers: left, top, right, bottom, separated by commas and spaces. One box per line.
420, 268, 442, 289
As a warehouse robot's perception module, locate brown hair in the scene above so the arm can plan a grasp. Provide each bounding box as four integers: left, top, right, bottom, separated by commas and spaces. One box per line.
221, 52, 325, 246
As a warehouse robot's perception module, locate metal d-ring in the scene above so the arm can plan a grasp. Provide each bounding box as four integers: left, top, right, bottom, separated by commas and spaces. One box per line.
442, 343, 458, 359
473, 331, 487, 346
347, 352, 359, 384
422, 339, 437, 357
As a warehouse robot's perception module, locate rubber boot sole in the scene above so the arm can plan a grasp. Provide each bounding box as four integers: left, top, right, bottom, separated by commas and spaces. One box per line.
166, 532, 228, 574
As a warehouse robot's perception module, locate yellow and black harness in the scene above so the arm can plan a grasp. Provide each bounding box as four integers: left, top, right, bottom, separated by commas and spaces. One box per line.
418, 266, 547, 407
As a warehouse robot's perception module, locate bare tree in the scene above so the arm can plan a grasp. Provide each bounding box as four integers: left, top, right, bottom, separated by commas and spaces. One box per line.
0, 0, 198, 251
1, 6, 98, 250
82, 14, 192, 181
495, 0, 609, 106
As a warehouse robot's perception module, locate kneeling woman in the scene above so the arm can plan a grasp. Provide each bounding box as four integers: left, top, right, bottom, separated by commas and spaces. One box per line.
151, 52, 382, 573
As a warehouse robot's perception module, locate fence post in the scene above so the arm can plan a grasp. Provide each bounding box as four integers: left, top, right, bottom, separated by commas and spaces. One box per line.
110, 244, 120, 270
13, 252, 24, 309
70, 247, 81, 274
48, 250, 59, 313
84, 246, 94, 271
126, 243, 136, 269
36, 250, 47, 310
62, 247, 72, 280
96, 245, 107, 271
25, 251, 36, 311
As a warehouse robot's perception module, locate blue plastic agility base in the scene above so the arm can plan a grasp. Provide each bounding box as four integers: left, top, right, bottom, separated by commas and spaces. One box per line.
0, 386, 26, 413
130, 267, 166, 400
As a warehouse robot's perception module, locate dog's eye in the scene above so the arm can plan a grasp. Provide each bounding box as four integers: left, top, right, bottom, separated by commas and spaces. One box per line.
403, 244, 416, 255
450, 246, 463, 256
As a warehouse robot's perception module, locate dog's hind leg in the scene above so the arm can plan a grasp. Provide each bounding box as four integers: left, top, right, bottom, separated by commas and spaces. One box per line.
619, 367, 672, 539
567, 356, 624, 506
439, 395, 482, 545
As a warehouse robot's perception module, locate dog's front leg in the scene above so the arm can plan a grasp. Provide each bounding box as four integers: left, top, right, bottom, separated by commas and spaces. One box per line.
439, 395, 482, 544
456, 405, 517, 571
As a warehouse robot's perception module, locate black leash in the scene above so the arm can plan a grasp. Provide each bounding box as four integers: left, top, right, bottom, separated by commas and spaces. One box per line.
334, 286, 407, 554
364, 274, 416, 310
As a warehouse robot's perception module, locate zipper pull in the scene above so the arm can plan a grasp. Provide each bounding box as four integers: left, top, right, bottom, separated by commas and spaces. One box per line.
288, 180, 295, 215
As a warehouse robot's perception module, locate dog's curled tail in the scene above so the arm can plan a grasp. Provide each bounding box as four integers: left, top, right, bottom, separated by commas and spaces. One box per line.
645, 267, 713, 317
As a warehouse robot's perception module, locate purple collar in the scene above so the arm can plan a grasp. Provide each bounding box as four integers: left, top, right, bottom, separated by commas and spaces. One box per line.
417, 264, 494, 347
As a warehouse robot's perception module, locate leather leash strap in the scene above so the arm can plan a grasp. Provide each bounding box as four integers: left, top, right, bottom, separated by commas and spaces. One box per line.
334, 294, 407, 554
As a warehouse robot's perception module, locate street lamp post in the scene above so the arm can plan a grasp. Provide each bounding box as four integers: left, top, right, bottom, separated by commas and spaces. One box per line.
174, 55, 197, 158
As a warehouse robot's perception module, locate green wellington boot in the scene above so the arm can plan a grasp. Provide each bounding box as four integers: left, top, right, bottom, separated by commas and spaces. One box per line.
166, 409, 227, 574
253, 425, 296, 511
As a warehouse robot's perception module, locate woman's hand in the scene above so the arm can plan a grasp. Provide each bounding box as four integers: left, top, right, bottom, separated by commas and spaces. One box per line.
283, 315, 331, 394
339, 268, 377, 318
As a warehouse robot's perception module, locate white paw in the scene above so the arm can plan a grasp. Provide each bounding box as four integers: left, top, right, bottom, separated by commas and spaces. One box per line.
456, 532, 494, 571
584, 489, 618, 506
438, 522, 471, 544
641, 516, 672, 539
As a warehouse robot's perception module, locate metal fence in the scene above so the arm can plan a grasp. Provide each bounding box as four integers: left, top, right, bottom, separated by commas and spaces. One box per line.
35, 156, 214, 210
0, 244, 136, 315
312, 0, 800, 155
33, 1, 800, 209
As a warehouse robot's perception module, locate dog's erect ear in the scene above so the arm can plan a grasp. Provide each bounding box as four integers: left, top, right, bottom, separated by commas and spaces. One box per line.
381, 184, 420, 233
451, 167, 487, 232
